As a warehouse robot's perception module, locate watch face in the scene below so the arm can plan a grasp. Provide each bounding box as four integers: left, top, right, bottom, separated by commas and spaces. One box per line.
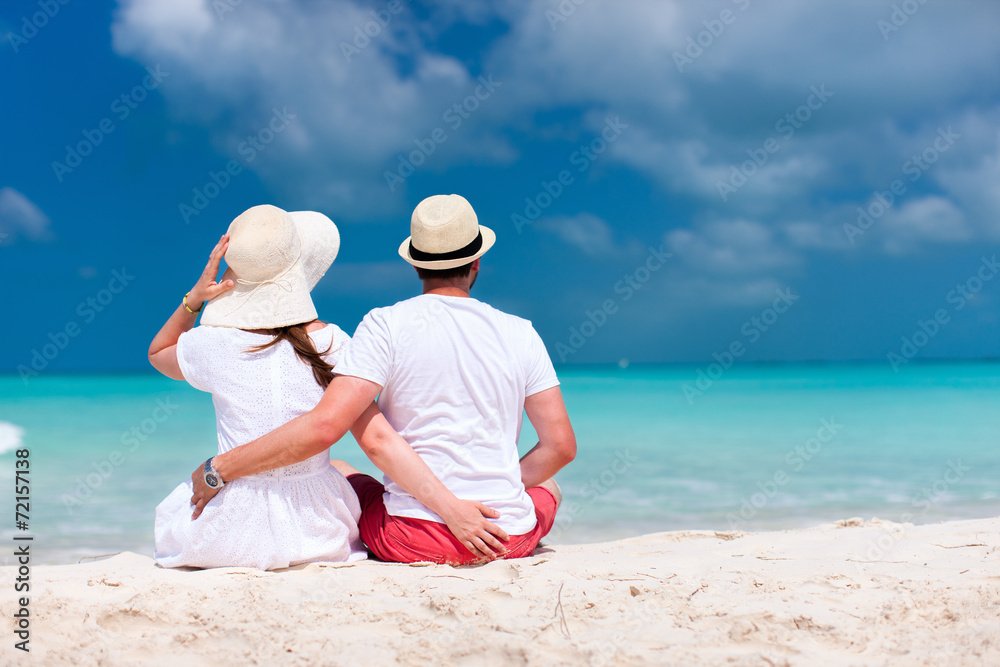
206, 474, 220, 488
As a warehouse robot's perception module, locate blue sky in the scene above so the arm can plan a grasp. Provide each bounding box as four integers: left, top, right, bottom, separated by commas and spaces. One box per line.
2, 0, 999, 375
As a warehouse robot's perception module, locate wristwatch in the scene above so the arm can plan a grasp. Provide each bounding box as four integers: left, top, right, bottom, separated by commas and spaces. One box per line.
203, 457, 225, 490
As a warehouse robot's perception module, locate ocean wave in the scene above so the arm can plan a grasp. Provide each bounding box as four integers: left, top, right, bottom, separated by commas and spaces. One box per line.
0, 422, 24, 455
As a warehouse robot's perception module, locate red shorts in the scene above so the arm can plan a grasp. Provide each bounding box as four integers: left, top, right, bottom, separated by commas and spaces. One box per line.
347, 473, 557, 566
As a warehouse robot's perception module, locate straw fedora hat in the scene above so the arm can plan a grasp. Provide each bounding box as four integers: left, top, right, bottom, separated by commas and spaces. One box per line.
200, 205, 321, 329
398, 194, 496, 270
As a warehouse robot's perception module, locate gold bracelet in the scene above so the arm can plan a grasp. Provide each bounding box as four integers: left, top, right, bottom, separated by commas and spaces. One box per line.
183, 293, 204, 314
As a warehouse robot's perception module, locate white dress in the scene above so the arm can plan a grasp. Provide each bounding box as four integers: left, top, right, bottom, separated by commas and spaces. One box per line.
154, 324, 367, 570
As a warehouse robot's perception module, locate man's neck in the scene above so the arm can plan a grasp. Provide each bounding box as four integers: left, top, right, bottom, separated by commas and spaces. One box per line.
422, 280, 472, 298
422, 285, 471, 298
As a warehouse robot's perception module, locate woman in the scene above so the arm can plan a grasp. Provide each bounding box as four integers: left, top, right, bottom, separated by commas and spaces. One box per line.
148, 204, 367, 570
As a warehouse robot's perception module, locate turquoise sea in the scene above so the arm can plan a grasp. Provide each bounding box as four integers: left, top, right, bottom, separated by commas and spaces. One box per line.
1, 362, 998, 566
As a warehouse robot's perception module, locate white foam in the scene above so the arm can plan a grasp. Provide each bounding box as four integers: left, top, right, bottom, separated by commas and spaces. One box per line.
0, 422, 24, 455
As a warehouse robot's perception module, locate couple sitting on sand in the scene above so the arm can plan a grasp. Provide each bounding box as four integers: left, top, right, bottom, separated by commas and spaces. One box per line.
148, 195, 576, 570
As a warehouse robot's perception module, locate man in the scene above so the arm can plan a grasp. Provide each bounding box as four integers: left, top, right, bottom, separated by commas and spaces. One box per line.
192, 194, 576, 564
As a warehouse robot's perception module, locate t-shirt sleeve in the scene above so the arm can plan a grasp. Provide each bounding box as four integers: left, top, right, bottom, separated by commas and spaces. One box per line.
320, 325, 352, 368
175, 328, 213, 393
335, 311, 392, 388
524, 325, 560, 397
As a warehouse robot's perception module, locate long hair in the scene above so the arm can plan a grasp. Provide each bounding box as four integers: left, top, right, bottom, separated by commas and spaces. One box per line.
247, 324, 335, 389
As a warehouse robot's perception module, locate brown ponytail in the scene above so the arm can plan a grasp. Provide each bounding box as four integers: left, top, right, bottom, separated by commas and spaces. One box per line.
247, 324, 335, 389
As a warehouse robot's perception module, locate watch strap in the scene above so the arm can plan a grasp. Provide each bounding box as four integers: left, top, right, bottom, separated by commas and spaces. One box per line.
203, 457, 225, 489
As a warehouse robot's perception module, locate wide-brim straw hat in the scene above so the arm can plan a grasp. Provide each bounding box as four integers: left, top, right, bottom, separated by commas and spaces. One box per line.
206, 210, 340, 299
290, 211, 341, 289
398, 194, 496, 270
201, 205, 320, 329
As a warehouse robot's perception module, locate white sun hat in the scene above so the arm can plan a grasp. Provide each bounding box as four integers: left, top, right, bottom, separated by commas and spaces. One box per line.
206, 210, 341, 305
290, 211, 341, 289
200, 205, 319, 329
398, 194, 496, 270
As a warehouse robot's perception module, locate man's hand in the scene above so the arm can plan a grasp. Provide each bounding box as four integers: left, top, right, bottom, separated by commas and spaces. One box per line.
438, 499, 510, 561
351, 400, 510, 561
190, 464, 222, 519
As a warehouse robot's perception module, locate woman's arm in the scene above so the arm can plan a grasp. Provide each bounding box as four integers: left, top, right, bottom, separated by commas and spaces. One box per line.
190, 374, 510, 559
148, 234, 235, 380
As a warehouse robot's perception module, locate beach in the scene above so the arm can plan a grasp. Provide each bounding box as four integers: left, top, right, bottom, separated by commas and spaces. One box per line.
3, 516, 998, 665
2, 366, 998, 664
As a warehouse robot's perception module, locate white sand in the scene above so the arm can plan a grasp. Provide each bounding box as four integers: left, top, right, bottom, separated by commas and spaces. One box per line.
3, 517, 998, 666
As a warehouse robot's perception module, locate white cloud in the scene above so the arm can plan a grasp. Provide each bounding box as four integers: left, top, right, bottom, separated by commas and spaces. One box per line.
112, 0, 213, 52
109, 0, 1000, 259
662, 219, 800, 306
666, 275, 787, 308
937, 128, 1000, 240
612, 129, 831, 210
487, 0, 688, 116
489, 0, 1000, 139
878, 196, 972, 255
485, 0, 1000, 251
0, 188, 52, 245
782, 220, 851, 251
111, 0, 513, 215
667, 219, 798, 276
535, 213, 640, 259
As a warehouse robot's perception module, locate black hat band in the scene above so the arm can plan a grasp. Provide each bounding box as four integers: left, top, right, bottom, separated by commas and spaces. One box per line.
409, 231, 483, 262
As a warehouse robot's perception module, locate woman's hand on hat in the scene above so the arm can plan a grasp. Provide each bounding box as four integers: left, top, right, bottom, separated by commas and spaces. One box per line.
188, 234, 235, 309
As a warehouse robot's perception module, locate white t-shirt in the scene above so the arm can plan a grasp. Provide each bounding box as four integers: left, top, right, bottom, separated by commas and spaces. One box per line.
177, 324, 350, 455
336, 294, 560, 535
